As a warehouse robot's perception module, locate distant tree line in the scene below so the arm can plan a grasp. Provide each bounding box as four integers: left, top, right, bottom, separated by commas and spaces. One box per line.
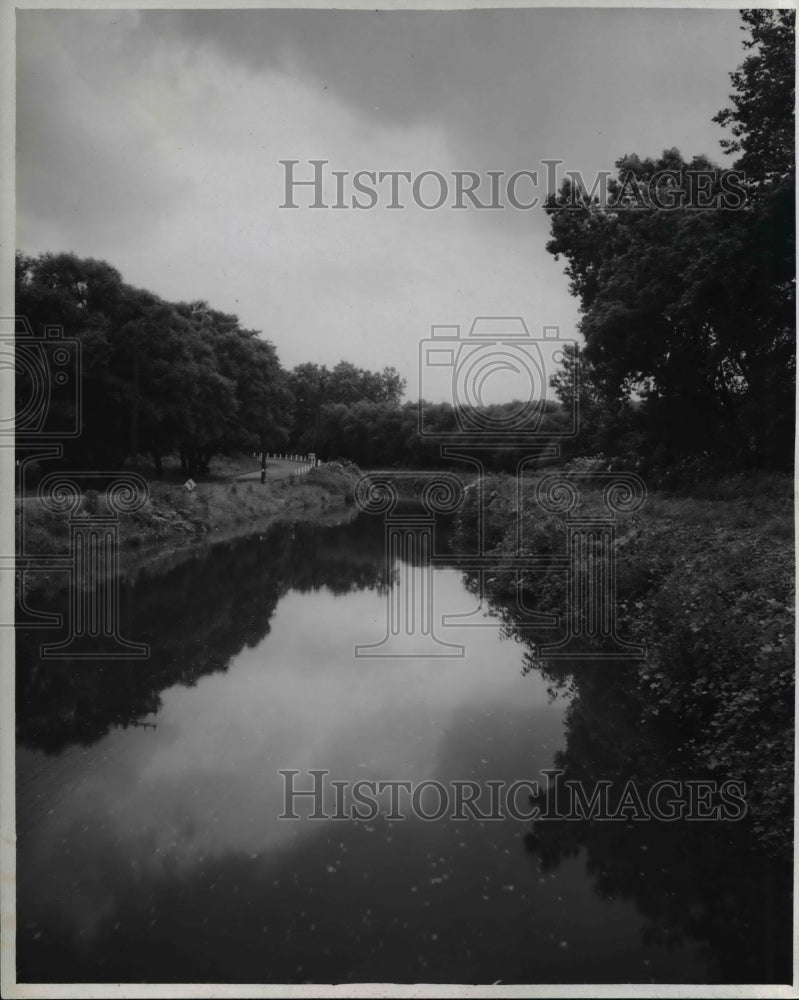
300, 396, 572, 470
15, 251, 574, 475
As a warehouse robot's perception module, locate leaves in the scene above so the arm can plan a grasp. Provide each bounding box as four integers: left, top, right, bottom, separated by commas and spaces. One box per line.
544, 11, 795, 472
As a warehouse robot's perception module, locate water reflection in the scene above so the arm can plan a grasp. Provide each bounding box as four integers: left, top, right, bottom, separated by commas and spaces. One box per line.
16, 515, 392, 753
476, 575, 793, 985
517, 660, 793, 984
15, 514, 789, 984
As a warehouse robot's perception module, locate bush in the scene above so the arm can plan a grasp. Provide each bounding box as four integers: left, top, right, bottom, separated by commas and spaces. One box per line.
453, 469, 794, 855
306, 460, 361, 499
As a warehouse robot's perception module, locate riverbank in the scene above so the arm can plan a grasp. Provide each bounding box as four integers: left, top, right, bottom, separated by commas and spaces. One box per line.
453, 467, 794, 857
18, 459, 361, 575
17, 458, 794, 853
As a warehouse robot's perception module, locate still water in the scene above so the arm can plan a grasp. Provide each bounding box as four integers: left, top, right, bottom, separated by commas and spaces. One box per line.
16, 512, 790, 984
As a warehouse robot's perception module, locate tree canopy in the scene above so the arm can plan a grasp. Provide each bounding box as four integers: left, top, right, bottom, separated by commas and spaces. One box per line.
545, 9, 794, 471
16, 251, 292, 474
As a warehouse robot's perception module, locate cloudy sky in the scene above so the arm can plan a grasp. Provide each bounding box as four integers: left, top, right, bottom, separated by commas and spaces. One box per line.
17, 7, 745, 400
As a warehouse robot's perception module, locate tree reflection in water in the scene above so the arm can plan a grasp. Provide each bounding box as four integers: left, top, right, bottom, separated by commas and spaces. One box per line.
15, 512, 792, 983
476, 579, 793, 985
16, 514, 393, 755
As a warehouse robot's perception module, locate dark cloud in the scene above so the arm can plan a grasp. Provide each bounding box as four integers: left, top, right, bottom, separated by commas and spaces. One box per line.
134, 8, 742, 170
15, 8, 747, 389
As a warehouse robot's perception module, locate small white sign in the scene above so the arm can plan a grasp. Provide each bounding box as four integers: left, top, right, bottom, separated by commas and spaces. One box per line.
184, 478, 196, 492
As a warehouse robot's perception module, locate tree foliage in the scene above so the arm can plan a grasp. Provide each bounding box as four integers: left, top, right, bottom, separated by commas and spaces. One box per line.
545, 10, 794, 471
16, 251, 292, 475
713, 8, 795, 188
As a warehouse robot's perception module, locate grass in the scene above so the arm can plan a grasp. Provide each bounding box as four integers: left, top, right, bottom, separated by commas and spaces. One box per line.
18, 460, 360, 562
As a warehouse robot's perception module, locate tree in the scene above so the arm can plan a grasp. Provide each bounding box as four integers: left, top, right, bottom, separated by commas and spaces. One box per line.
545, 8, 795, 473
287, 360, 406, 453
713, 9, 795, 190
16, 251, 130, 468
15, 252, 293, 476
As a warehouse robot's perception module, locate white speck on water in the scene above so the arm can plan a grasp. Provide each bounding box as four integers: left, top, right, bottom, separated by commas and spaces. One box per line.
326, 865, 337, 874
559, 940, 568, 949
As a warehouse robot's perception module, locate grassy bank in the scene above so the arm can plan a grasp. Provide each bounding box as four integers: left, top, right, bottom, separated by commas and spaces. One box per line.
19, 459, 361, 570
454, 467, 794, 856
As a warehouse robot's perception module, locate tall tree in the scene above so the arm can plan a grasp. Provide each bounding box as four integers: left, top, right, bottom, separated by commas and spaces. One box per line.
545, 10, 795, 470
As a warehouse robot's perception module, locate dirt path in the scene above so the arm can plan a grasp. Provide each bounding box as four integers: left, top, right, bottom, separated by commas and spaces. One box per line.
234, 458, 314, 482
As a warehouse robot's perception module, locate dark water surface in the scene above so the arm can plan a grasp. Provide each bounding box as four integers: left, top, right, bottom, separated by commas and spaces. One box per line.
16, 513, 791, 984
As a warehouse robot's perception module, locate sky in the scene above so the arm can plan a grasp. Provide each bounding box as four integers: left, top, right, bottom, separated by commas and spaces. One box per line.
16, 7, 746, 402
